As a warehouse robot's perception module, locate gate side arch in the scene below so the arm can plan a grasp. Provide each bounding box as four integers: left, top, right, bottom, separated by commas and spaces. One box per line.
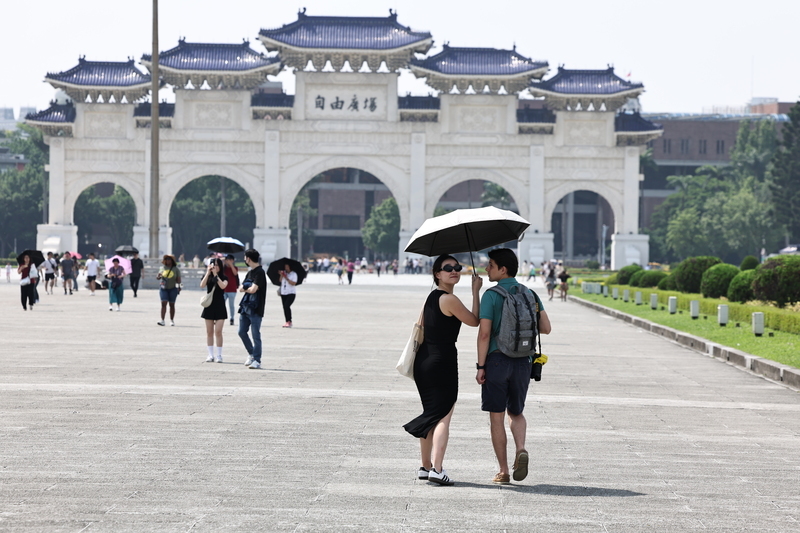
65, 173, 145, 226
279, 155, 410, 230
159, 164, 265, 229
425, 168, 529, 220
544, 181, 623, 234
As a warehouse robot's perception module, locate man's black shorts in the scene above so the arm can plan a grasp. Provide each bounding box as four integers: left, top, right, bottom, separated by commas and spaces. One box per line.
87, 275, 97, 282
45, 273, 55, 281
481, 351, 531, 415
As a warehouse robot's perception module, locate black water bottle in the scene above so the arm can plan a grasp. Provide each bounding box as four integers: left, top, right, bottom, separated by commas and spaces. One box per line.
531, 360, 543, 381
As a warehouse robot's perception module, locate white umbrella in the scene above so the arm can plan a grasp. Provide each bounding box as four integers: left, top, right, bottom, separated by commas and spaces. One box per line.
207, 237, 245, 254
404, 206, 530, 267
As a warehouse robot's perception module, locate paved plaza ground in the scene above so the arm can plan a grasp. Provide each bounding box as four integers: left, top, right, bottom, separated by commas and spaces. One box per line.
1, 270, 799, 532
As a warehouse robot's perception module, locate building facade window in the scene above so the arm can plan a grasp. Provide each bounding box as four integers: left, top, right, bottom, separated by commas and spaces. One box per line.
716, 140, 725, 155
680, 139, 690, 155
698, 139, 707, 155
322, 215, 361, 230
663, 138, 671, 154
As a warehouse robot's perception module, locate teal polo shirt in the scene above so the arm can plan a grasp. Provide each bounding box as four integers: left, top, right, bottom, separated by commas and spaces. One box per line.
479, 277, 545, 354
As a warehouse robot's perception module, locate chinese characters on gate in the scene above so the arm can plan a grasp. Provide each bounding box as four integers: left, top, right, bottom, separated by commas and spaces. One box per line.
315, 95, 377, 113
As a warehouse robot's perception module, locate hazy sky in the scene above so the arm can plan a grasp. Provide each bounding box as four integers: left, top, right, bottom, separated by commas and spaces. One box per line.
2, 0, 798, 116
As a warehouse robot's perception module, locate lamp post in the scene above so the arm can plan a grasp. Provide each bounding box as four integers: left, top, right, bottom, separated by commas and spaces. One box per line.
148, 0, 160, 258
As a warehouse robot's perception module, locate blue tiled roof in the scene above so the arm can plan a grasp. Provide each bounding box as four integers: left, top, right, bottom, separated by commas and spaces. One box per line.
143, 40, 279, 71
517, 108, 555, 123
259, 11, 432, 50
25, 103, 76, 123
251, 93, 295, 107
46, 58, 150, 87
398, 95, 440, 110
533, 67, 643, 95
615, 112, 662, 132
411, 45, 547, 76
133, 102, 175, 117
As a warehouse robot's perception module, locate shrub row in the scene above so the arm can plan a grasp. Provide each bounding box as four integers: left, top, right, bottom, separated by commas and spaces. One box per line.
602, 285, 800, 335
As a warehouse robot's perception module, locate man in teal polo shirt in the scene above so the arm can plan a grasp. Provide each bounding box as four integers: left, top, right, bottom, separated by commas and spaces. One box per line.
476, 248, 551, 485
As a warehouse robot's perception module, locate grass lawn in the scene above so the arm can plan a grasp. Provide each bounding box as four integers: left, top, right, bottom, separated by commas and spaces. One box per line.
573, 292, 800, 369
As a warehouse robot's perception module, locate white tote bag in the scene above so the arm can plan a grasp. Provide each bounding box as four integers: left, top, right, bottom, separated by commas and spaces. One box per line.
396, 307, 424, 380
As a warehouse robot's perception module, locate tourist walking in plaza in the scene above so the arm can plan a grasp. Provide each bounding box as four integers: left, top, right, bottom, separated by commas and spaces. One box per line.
545, 268, 557, 301
346, 259, 355, 284
6, 263, 11, 282
201, 258, 228, 363
404, 255, 482, 486
129, 252, 144, 297
18, 253, 38, 310
558, 268, 571, 301
476, 248, 551, 485
72, 256, 81, 292
42, 252, 57, 294
60, 252, 74, 295
156, 255, 181, 326
238, 249, 267, 369
222, 254, 239, 326
278, 262, 298, 328
84, 253, 101, 295
107, 257, 125, 311
335, 258, 344, 284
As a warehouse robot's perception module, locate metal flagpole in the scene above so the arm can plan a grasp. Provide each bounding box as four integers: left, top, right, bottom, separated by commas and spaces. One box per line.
148, 0, 160, 258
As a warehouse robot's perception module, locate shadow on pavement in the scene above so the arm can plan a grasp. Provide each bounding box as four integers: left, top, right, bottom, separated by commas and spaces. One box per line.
454, 482, 645, 497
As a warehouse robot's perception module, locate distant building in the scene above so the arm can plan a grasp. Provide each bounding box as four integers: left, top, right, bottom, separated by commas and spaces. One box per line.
639, 99, 793, 229
0, 142, 29, 173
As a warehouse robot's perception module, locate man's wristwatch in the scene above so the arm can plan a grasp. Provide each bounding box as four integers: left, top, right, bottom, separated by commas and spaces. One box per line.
476, 363, 486, 370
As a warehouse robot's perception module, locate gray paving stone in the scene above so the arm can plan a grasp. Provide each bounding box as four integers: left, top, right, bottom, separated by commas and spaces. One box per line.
0, 275, 799, 531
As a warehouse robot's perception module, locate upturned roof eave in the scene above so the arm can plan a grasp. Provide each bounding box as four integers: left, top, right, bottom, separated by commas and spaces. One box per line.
257, 34, 434, 55
527, 86, 644, 98
44, 78, 153, 91
140, 60, 282, 75
410, 64, 549, 80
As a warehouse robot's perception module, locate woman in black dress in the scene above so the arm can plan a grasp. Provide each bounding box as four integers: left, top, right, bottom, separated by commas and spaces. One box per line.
404, 255, 482, 485
201, 258, 228, 363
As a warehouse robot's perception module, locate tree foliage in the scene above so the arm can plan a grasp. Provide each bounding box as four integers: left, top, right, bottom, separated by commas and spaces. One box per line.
169, 176, 255, 259
770, 102, 800, 241
0, 125, 47, 256
290, 188, 317, 258
74, 185, 136, 249
361, 197, 400, 258
481, 182, 513, 210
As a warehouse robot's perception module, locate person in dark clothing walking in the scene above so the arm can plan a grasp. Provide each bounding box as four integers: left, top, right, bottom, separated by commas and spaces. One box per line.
238, 249, 267, 369
129, 252, 144, 297
201, 258, 228, 363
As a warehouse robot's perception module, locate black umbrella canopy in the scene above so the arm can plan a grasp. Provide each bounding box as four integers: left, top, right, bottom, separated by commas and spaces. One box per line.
115, 245, 139, 255
207, 237, 245, 254
404, 207, 530, 256
17, 249, 45, 267
266, 257, 307, 286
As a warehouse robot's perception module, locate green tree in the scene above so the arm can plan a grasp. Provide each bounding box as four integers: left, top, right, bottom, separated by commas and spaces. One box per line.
170, 176, 255, 259
0, 125, 48, 255
481, 182, 513, 210
74, 185, 136, 249
290, 188, 317, 258
666, 208, 709, 259
770, 102, 800, 241
362, 197, 400, 258
433, 205, 452, 217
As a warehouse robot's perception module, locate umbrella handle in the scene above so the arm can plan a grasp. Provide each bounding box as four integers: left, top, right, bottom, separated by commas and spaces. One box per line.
463, 226, 477, 273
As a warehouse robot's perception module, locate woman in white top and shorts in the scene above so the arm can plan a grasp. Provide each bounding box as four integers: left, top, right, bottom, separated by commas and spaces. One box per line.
278, 263, 298, 328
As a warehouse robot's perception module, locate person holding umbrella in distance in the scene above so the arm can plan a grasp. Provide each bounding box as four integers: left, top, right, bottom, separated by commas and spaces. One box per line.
266, 258, 307, 328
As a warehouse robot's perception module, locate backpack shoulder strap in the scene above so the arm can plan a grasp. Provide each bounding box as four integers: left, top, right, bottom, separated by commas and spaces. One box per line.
488, 285, 510, 298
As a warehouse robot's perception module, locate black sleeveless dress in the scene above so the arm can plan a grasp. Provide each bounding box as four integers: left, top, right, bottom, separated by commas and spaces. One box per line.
200, 274, 228, 321
403, 290, 463, 439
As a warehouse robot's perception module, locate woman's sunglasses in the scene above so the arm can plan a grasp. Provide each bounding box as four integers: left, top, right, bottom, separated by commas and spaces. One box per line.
440, 264, 463, 273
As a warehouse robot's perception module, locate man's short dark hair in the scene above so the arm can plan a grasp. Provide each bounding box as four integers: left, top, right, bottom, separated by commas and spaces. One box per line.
488, 248, 518, 277
225, 254, 235, 260
244, 249, 260, 263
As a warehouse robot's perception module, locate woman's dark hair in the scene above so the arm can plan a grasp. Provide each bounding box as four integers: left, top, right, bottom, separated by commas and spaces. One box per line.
432, 254, 459, 286
488, 248, 518, 277
212, 258, 226, 280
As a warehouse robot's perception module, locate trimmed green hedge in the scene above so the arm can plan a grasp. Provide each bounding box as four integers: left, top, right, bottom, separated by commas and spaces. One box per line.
674, 256, 721, 294
740, 255, 759, 271
604, 273, 618, 286
602, 284, 800, 335
639, 270, 668, 288
727, 269, 757, 303
752, 256, 800, 308
628, 270, 646, 287
617, 264, 643, 285
700, 263, 740, 299
658, 273, 677, 290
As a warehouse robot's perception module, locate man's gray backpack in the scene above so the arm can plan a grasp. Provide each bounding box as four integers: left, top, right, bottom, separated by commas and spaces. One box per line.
488, 285, 541, 358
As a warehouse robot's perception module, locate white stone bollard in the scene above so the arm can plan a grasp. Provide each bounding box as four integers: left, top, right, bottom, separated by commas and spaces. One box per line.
582, 282, 588, 293
635, 291, 642, 305
690, 300, 700, 319
668, 296, 677, 314
650, 293, 658, 310
612, 287, 619, 300
603, 285, 609, 297
718, 304, 729, 327
752, 312, 764, 337
623, 289, 630, 302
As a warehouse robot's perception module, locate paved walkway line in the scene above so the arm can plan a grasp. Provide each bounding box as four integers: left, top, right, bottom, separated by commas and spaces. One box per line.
569, 295, 800, 393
